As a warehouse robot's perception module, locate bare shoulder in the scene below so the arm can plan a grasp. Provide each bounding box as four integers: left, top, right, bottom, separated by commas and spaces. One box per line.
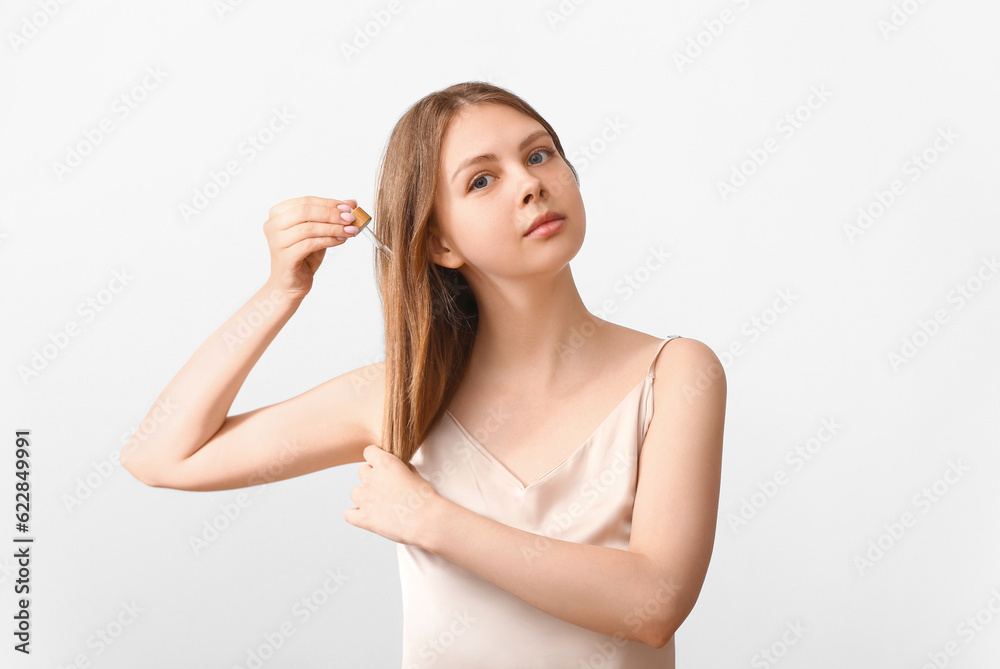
657, 335, 722, 365
598, 323, 672, 364
598, 324, 720, 375
652, 336, 727, 411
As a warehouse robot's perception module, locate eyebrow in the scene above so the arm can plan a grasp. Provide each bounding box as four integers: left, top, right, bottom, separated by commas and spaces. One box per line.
449, 129, 552, 184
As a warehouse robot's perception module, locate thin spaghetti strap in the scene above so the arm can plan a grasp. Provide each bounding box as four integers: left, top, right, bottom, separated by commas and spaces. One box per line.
647, 335, 682, 378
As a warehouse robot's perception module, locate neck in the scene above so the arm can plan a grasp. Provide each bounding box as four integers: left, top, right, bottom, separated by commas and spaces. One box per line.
462, 264, 610, 388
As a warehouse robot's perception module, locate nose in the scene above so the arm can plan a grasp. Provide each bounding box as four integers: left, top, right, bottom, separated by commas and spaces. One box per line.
519, 170, 545, 206
523, 190, 540, 205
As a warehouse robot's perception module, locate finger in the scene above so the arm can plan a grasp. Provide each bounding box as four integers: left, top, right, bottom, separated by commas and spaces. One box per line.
269, 196, 325, 219
289, 208, 360, 239
268, 198, 359, 229
269, 196, 347, 219
269, 202, 345, 233
343, 507, 360, 527
283, 234, 341, 259
276, 221, 358, 251
363, 444, 385, 463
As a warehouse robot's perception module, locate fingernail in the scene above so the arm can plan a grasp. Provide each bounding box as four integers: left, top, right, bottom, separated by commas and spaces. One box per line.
344, 225, 359, 234
340, 212, 356, 222
337, 204, 352, 212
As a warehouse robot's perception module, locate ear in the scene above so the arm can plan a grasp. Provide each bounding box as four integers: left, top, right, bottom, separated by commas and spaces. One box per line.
427, 227, 464, 270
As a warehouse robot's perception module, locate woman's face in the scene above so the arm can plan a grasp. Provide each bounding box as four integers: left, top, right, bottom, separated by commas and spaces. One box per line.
429, 103, 585, 282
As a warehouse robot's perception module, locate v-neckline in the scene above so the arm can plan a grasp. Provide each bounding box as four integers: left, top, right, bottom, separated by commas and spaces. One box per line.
444, 372, 651, 492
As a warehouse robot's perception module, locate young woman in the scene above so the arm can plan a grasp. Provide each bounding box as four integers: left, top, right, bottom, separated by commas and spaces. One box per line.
121, 82, 727, 668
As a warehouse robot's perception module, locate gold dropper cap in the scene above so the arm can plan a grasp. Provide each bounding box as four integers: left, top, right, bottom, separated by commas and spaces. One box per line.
351, 206, 372, 230
349, 205, 394, 257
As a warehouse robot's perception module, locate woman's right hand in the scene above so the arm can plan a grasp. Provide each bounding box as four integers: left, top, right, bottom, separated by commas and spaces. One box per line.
263, 196, 360, 300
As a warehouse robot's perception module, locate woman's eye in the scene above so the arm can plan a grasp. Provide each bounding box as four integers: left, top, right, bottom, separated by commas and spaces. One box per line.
528, 148, 553, 165
470, 174, 494, 191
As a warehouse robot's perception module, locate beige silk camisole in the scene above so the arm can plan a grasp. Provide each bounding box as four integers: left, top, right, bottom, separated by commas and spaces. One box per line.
397, 335, 682, 668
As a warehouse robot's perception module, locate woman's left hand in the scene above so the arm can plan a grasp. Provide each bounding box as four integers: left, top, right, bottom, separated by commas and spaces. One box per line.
343, 444, 442, 547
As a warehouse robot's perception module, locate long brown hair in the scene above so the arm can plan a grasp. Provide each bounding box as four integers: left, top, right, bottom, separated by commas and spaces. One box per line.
373, 81, 579, 465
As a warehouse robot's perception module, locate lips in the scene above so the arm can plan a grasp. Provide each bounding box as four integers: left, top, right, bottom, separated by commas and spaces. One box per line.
524, 211, 565, 236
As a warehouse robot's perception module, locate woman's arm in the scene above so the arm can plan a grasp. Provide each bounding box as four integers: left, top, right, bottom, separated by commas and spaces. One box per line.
418, 338, 726, 648
120, 280, 301, 482
121, 196, 370, 488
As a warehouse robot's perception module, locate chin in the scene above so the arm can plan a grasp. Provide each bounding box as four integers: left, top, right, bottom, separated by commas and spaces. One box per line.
553, 224, 585, 265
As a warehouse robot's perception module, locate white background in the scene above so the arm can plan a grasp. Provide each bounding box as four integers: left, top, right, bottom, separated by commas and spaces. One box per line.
2, 0, 999, 667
